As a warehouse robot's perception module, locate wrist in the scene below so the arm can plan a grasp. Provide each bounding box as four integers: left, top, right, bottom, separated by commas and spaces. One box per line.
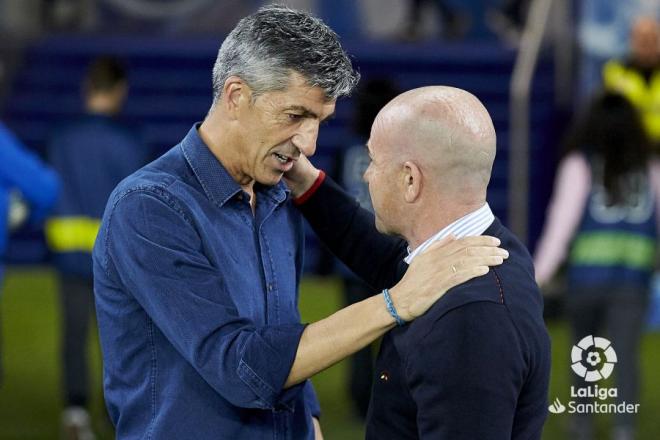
293, 170, 325, 205
382, 288, 406, 326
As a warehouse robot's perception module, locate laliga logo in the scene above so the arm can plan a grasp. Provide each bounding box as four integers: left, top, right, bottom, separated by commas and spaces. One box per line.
571, 335, 617, 382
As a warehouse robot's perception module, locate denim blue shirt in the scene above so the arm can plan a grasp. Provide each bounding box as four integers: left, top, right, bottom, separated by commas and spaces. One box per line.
93, 125, 319, 439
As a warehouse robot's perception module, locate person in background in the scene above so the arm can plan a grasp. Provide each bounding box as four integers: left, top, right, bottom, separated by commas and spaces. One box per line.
486, 0, 531, 46
337, 77, 399, 419
603, 16, 660, 149
534, 92, 658, 440
403, 0, 470, 41
45, 56, 148, 440
0, 121, 60, 385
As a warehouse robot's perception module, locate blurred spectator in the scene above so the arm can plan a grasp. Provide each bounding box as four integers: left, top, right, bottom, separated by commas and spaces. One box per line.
43, 0, 95, 31
402, 0, 470, 41
337, 77, 399, 419
603, 17, 660, 150
45, 56, 148, 440
0, 120, 60, 385
95, 0, 258, 34
534, 93, 657, 440
578, 1, 658, 98
486, 0, 531, 46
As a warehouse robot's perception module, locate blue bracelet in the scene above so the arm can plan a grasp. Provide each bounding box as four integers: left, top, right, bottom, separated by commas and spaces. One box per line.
382, 288, 406, 326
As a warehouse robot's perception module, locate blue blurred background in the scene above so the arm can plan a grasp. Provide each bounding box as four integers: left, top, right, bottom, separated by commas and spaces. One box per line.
0, 0, 659, 439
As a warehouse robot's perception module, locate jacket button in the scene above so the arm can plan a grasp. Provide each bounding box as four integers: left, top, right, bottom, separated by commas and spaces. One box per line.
379, 371, 389, 382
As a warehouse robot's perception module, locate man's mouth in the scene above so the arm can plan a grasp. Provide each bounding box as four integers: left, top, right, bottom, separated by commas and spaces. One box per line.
273, 152, 297, 164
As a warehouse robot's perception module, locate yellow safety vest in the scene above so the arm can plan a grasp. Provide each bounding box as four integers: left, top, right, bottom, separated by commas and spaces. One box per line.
603, 60, 660, 143
45, 216, 101, 253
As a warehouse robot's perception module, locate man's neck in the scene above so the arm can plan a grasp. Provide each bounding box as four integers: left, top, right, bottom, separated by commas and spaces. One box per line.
405, 201, 486, 251
199, 116, 258, 215
199, 116, 254, 188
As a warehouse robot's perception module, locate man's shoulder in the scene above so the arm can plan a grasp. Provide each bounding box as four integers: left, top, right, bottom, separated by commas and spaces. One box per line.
94, 147, 195, 269
106, 145, 192, 215
405, 271, 510, 340
399, 221, 542, 343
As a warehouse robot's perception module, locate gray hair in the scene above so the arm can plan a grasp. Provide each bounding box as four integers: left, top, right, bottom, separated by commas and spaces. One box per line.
211, 4, 360, 104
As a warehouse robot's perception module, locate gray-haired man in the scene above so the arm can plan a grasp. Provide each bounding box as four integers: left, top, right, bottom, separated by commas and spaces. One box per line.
93, 6, 507, 439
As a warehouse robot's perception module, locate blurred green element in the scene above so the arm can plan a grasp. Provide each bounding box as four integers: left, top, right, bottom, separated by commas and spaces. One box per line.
0, 269, 659, 439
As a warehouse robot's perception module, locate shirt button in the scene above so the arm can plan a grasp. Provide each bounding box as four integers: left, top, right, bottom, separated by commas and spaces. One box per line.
379, 371, 389, 382
267, 283, 273, 291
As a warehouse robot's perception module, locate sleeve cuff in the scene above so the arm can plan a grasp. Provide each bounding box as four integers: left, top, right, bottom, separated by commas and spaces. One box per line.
293, 170, 326, 206
303, 380, 322, 418
237, 323, 308, 410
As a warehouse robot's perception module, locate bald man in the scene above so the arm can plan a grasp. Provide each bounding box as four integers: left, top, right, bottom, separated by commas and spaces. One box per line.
286, 86, 551, 439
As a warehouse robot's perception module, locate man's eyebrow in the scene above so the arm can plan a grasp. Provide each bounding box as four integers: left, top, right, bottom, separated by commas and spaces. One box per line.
285, 105, 318, 119
321, 110, 336, 122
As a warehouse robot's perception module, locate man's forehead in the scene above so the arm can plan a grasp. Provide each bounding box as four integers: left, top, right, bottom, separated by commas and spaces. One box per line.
275, 83, 335, 115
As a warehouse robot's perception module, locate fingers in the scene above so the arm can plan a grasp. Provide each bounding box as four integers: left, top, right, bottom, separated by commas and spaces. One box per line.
422, 235, 501, 257
453, 255, 506, 270
448, 264, 490, 288
395, 235, 508, 321
463, 246, 509, 258
416, 240, 508, 269
452, 235, 501, 248
439, 255, 503, 292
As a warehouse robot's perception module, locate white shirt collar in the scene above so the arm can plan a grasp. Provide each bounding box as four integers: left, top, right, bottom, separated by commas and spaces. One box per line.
404, 203, 495, 265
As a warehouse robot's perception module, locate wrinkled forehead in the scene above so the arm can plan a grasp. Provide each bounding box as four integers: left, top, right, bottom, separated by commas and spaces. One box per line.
261, 77, 336, 118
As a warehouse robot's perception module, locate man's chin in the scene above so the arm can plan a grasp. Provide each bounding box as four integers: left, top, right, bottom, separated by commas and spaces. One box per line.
256, 171, 284, 187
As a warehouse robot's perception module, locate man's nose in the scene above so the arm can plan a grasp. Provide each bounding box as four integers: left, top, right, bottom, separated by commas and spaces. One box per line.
292, 120, 319, 157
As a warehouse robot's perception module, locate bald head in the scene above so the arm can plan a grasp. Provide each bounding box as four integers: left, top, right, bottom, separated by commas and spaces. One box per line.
370, 86, 496, 201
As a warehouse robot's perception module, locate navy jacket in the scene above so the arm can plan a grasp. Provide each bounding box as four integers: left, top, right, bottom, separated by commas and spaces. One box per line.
299, 176, 551, 439
47, 114, 147, 277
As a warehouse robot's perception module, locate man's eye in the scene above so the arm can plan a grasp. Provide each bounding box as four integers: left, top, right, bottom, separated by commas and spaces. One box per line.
288, 114, 303, 121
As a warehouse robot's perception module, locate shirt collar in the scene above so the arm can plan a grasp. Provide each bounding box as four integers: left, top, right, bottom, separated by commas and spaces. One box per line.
180, 124, 289, 208
404, 203, 495, 265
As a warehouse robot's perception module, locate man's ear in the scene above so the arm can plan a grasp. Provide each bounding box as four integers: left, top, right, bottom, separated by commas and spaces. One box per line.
222, 76, 251, 120
403, 161, 422, 203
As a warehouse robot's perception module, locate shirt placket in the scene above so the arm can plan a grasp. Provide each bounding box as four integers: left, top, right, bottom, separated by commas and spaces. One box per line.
256, 196, 282, 327
256, 196, 293, 438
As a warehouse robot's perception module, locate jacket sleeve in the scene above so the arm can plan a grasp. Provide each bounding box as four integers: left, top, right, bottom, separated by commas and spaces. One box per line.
405, 302, 524, 439
0, 122, 60, 222
297, 174, 408, 290
102, 188, 307, 410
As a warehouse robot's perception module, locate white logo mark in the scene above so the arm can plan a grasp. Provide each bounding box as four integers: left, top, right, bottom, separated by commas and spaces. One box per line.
548, 398, 566, 414
571, 335, 617, 382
